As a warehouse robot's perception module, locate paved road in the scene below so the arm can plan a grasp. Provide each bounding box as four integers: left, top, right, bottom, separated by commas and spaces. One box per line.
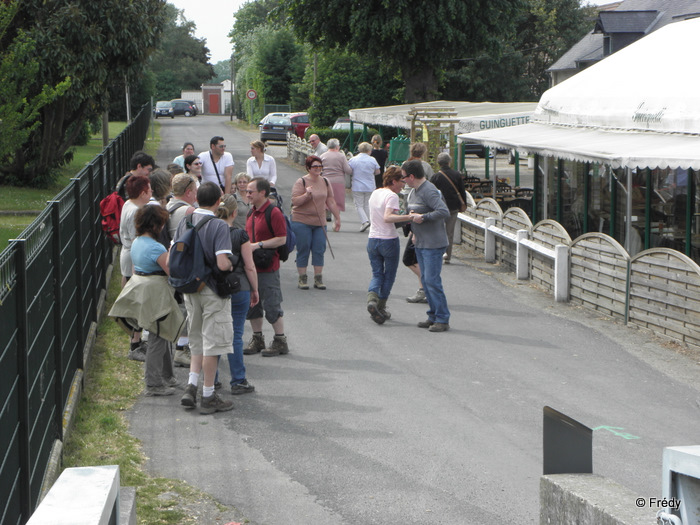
129, 115, 700, 524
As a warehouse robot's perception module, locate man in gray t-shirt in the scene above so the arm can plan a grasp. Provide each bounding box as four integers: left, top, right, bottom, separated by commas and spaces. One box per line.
403, 159, 451, 332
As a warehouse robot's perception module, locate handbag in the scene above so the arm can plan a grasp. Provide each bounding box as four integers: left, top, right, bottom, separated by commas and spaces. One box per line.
440, 170, 468, 213
402, 237, 417, 267
249, 207, 276, 269
212, 253, 242, 297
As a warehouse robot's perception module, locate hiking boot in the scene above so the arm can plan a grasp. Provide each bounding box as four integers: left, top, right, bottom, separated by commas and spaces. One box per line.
417, 319, 435, 329
298, 274, 309, 290
377, 298, 391, 320
173, 345, 191, 367
231, 380, 255, 395
214, 381, 223, 390
367, 292, 385, 325
406, 288, 428, 303
181, 383, 197, 408
128, 344, 147, 362
145, 385, 176, 397
243, 333, 265, 355
314, 274, 326, 290
428, 322, 450, 332
163, 376, 179, 388
199, 393, 234, 415
262, 335, 289, 357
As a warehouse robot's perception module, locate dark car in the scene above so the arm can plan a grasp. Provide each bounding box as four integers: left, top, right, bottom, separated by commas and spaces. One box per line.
259, 115, 293, 143
170, 99, 197, 117
289, 112, 310, 138
154, 101, 174, 119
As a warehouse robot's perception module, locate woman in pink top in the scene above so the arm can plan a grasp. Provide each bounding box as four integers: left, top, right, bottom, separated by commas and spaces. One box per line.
320, 138, 352, 212
365, 166, 413, 324
290, 155, 341, 290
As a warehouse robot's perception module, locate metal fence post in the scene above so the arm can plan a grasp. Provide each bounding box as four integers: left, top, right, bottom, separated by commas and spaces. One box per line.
49, 202, 66, 435
516, 229, 529, 279
12, 239, 32, 518
484, 217, 496, 263
71, 179, 85, 367
554, 244, 569, 302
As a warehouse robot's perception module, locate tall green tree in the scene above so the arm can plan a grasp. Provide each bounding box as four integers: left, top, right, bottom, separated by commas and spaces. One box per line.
284, 0, 522, 103
0, 0, 166, 185
149, 4, 214, 101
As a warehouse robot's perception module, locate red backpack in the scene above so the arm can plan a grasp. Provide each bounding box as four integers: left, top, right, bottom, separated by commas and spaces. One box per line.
99, 191, 125, 245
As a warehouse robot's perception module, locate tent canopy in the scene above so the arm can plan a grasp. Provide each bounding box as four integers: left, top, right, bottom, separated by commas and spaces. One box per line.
349, 100, 537, 134
460, 16, 700, 170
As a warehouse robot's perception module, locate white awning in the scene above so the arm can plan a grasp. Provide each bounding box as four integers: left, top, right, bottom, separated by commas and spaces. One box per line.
348, 100, 538, 131
459, 123, 700, 170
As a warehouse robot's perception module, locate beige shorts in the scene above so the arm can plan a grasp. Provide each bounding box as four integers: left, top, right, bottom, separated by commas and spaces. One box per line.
184, 287, 232, 357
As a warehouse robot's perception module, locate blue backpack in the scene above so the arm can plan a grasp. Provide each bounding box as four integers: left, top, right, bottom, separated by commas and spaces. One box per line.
168, 215, 214, 293
262, 204, 296, 262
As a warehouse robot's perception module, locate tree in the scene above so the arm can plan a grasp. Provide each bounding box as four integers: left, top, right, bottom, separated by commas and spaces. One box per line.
285, 0, 522, 103
0, 2, 69, 165
440, 0, 595, 102
149, 4, 214, 101
0, 0, 166, 185
211, 60, 232, 83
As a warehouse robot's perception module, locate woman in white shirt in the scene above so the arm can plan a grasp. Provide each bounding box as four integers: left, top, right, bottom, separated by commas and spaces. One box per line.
246, 140, 277, 186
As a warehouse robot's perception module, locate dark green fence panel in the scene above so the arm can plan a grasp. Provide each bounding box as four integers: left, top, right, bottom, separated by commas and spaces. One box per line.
0, 102, 151, 524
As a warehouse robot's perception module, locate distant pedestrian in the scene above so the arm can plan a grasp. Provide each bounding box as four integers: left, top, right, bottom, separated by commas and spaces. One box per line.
173, 142, 195, 170
246, 140, 277, 186
309, 134, 328, 156
320, 138, 352, 212
431, 152, 467, 263
199, 136, 233, 194
370, 134, 388, 188
348, 142, 380, 232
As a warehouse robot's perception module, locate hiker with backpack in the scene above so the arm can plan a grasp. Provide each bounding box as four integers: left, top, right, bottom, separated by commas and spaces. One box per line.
243, 177, 290, 357
170, 182, 235, 414
290, 155, 341, 290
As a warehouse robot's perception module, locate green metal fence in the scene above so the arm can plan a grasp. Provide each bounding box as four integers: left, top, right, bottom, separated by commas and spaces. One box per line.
0, 103, 151, 525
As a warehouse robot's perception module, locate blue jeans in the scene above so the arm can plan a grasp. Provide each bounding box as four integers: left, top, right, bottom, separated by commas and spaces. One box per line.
367, 237, 400, 299
292, 221, 326, 268
227, 290, 250, 385
415, 247, 450, 324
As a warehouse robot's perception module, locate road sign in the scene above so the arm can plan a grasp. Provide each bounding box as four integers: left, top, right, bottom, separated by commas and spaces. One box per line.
246, 89, 257, 100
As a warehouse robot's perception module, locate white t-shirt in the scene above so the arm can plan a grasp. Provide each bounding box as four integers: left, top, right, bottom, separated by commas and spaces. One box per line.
199, 150, 234, 188
368, 188, 400, 239
246, 154, 277, 185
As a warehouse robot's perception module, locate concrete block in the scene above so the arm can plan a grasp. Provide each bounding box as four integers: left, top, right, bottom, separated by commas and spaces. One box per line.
120, 487, 137, 525
541, 474, 656, 525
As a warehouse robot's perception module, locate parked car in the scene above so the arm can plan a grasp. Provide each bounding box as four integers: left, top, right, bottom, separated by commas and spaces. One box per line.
289, 112, 310, 138
170, 99, 197, 117
154, 101, 174, 119
259, 115, 293, 143
332, 117, 352, 130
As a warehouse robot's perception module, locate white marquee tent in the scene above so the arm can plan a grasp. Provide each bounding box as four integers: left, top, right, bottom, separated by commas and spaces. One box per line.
459, 16, 700, 170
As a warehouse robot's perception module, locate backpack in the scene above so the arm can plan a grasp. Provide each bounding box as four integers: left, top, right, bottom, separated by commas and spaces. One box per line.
157, 201, 190, 248
264, 203, 296, 262
168, 215, 215, 294
99, 191, 125, 245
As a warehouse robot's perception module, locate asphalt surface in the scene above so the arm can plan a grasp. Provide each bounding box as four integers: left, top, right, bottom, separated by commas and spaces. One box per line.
128, 115, 700, 524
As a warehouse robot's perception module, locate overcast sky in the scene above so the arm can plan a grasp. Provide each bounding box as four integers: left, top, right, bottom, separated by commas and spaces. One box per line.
169, 0, 617, 65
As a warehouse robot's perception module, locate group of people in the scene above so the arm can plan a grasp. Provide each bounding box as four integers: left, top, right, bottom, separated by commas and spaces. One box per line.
108, 132, 467, 414
109, 140, 291, 415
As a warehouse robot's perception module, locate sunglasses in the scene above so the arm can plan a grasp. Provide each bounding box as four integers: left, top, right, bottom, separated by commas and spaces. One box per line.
310, 165, 323, 169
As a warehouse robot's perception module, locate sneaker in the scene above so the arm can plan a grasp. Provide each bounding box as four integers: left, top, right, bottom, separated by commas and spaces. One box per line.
298, 274, 309, 290
262, 335, 289, 357
174, 345, 191, 367
313, 275, 326, 290
145, 385, 176, 397
428, 322, 450, 332
231, 380, 255, 395
406, 288, 428, 304
128, 345, 147, 362
163, 376, 179, 388
417, 319, 434, 329
360, 221, 370, 232
243, 333, 265, 355
199, 393, 234, 415
181, 383, 197, 408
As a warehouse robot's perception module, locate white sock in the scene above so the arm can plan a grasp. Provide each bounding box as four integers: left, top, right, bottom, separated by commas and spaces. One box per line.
202, 385, 215, 398
188, 372, 199, 386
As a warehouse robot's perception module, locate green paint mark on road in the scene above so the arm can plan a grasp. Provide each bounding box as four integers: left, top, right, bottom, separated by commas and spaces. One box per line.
593, 426, 640, 440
